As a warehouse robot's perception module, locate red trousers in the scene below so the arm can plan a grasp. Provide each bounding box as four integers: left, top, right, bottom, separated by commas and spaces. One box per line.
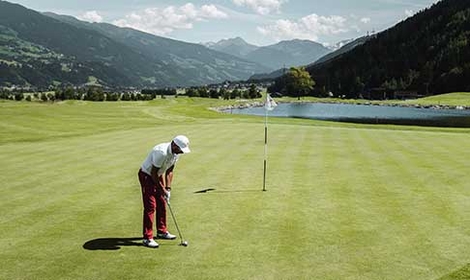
138, 169, 167, 240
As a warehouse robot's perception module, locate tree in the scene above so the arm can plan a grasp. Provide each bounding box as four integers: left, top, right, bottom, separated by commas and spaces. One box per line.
220, 88, 230, 100
186, 88, 198, 97
121, 93, 131, 101
14, 93, 24, 101
248, 84, 261, 99
209, 89, 220, 99
285, 67, 315, 99
230, 88, 241, 99
198, 87, 209, 98
63, 87, 76, 100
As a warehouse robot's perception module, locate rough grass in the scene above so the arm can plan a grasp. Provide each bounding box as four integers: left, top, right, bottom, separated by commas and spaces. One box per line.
1, 97, 470, 280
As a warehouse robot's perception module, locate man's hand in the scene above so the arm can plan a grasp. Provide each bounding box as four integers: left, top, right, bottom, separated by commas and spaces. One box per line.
164, 190, 171, 204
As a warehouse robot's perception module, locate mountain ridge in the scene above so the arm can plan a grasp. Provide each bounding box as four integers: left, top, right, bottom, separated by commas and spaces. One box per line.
204, 37, 331, 71
0, 1, 269, 88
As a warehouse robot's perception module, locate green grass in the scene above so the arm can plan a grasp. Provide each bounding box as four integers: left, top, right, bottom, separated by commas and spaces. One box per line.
402, 92, 470, 106
1, 95, 470, 280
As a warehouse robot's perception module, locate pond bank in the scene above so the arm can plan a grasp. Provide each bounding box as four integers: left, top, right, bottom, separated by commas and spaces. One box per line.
212, 99, 470, 113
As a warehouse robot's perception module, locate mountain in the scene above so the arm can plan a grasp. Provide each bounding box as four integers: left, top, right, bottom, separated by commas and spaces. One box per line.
0, 1, 269, 88
45, 13, 269, 86
244, 39, 331, 70
326, 38, 356, 52
0, 2, 147, 87
302, 0, 470, 98
249, 68, 288, 81
253, 37, 370, 82
204, 38, 331, 71
202, 37, 259, 57
311, 36, 370, 66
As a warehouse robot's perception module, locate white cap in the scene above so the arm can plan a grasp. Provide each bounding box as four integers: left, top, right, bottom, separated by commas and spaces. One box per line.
173, 135, 191, 153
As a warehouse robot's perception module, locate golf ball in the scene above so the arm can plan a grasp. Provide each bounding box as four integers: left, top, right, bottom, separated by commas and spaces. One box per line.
181, 241, 188, 247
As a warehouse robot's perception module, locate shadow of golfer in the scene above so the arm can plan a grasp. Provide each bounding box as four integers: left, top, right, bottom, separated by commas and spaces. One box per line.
83, 237, 142, 250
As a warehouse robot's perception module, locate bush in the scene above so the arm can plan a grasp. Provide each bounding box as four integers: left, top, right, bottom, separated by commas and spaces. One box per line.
121, 93, 131, 101
14, 93, 24, 101
106, 93, 119, 101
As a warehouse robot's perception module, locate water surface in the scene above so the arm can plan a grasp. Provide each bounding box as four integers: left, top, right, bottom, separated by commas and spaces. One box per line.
227, 103, 470, 127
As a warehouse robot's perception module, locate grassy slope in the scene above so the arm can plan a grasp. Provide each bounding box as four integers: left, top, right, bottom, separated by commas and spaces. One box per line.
1, 96, 470, 280
401, 92, 470, 106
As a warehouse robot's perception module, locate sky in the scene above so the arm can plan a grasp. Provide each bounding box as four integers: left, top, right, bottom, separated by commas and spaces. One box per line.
10, 0, 440, 47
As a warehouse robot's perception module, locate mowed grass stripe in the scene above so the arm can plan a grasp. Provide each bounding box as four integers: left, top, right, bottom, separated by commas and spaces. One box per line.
0, 129, 144, 239
356, 129, 470, 278
169, 123, 278, 278
391, 131, 470, 276
306, 128, 382, 278
0, 128, 144, 215
374, 130, 449, 278
0, 125, 182, 279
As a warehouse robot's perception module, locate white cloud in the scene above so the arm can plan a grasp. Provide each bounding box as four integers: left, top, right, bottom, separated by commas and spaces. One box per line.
257, 14, 347, 42
201, 4, 228, 18
405, 9, 414, 17
78, 11, 103, 23
232, 0, 287, 15
360, 17, 371, 24
113, 3, 227, 36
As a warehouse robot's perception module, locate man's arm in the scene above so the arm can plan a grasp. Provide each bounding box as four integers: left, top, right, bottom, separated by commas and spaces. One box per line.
150, 165, 168, 195
165, 165, 175, 191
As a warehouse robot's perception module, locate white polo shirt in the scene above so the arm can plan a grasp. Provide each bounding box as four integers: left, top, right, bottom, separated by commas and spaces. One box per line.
141, 142, 179, 177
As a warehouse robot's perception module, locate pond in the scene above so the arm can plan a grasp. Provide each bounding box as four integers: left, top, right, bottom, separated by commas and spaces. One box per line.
226, 102, 470, 127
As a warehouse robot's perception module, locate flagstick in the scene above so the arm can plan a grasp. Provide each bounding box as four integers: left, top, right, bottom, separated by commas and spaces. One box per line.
263, 105, 268, 191
263, 104, 268, 191
263, 93, 277, 192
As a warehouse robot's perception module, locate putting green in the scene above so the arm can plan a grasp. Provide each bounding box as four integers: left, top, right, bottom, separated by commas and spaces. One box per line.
1, 97, 469, 279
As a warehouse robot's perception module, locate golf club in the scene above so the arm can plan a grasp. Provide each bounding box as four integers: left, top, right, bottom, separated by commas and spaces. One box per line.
167, 201, 188, 247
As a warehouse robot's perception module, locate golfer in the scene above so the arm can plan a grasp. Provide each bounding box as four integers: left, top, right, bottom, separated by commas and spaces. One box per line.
138, 135, 190, 248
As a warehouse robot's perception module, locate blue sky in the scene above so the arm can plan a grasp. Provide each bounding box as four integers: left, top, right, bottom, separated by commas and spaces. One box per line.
11, 0, 439, 46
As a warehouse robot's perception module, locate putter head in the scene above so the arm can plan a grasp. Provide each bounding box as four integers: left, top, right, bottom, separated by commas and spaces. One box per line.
180, 241, 188, 247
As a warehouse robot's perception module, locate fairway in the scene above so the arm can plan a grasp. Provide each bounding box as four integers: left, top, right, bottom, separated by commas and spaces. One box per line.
1, 99, 470, 280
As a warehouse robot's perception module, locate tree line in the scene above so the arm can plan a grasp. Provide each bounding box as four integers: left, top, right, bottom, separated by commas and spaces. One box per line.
0, 84, 262, 102
0, 87, 154, 102
186, 84, 261, 100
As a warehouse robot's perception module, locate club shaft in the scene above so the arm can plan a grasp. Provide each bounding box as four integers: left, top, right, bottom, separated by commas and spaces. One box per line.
167, 202, 185, 242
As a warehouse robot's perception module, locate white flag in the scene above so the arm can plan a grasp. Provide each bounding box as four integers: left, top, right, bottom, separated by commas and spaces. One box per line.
265, 94, 277, 111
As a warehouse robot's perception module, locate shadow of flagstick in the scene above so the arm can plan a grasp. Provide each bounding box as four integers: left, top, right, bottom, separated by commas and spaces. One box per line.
194, 188, 216, 193
193, 188, 263, 194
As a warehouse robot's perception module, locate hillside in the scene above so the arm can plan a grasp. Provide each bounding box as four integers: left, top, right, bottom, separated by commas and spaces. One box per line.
0, 1, 268, 88
305, 0, 470, 98
0, 2, 145, 87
